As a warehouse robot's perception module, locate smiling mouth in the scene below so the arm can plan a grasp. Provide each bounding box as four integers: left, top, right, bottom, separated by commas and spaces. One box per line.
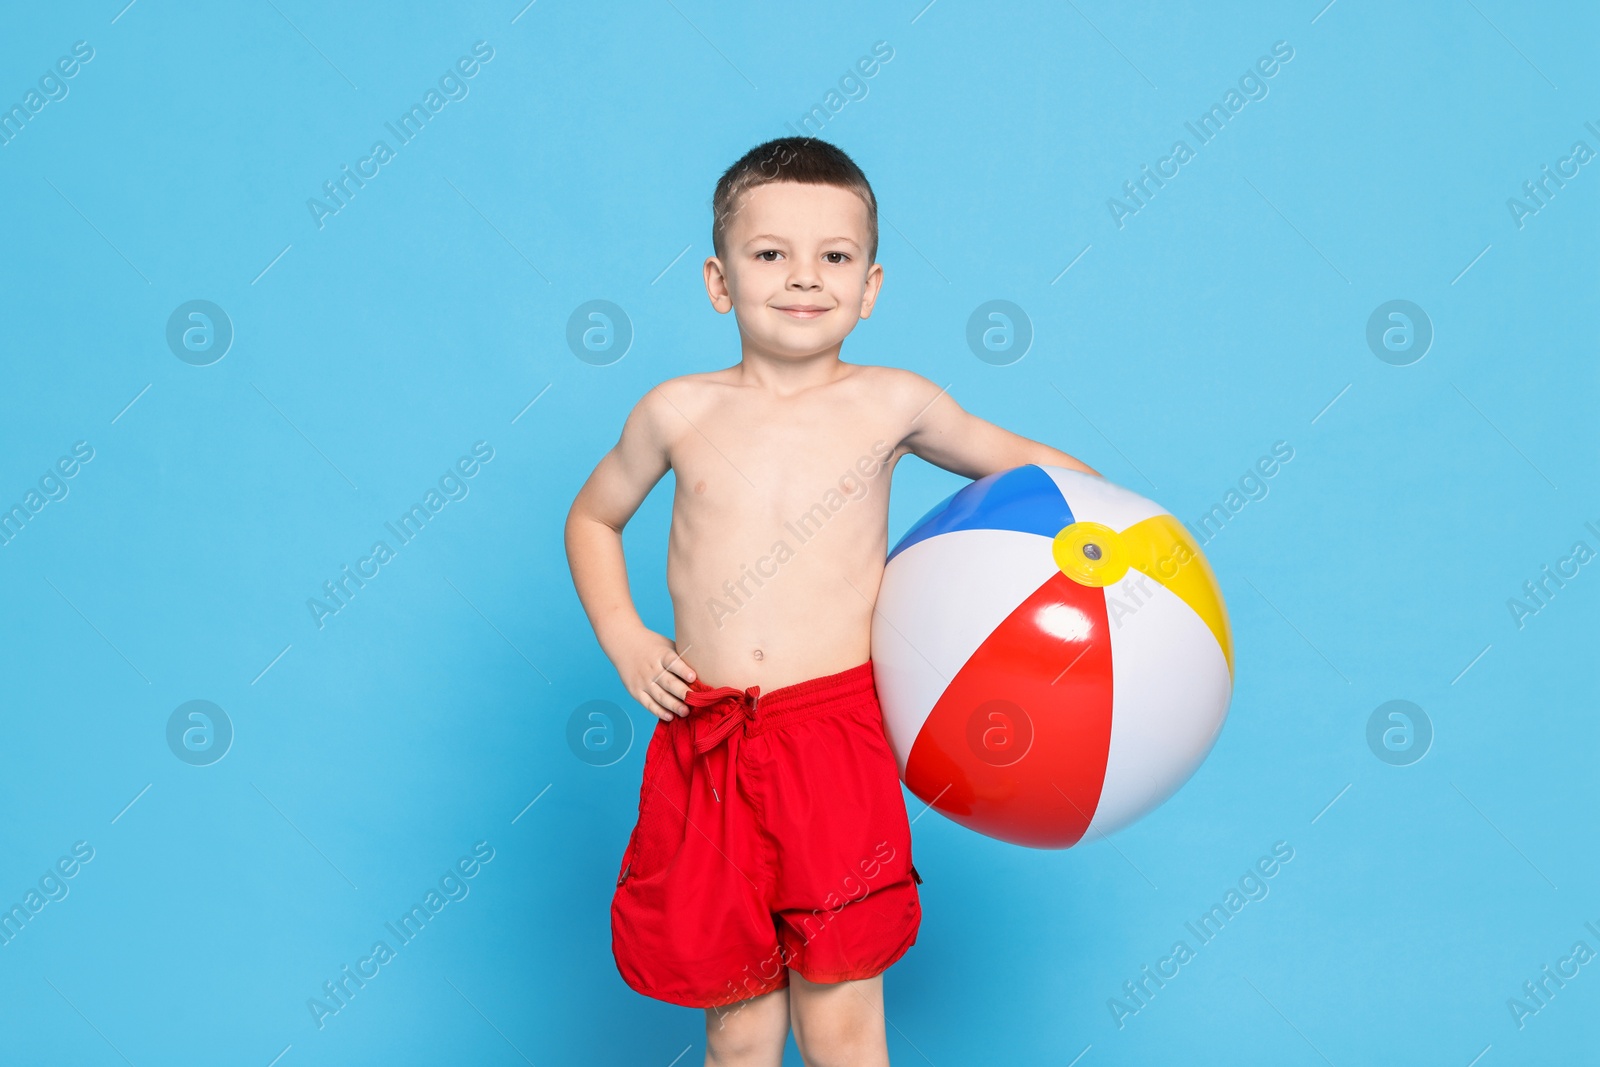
773, 305, 831, 319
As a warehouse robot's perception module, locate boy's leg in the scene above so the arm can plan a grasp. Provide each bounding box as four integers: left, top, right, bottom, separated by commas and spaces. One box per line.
787, 970, 889, 1067
704, 984, 790, 1067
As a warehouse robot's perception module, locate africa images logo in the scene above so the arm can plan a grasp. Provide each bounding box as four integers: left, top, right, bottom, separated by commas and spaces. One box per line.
1106, 40, 1295, 230
306, 42, 495, 230
306, 841, 496, 1030
306, 442, 494, 629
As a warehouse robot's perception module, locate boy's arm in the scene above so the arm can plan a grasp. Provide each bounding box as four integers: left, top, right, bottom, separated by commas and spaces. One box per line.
894, 372, 1104, 480
564, 388, 698, 721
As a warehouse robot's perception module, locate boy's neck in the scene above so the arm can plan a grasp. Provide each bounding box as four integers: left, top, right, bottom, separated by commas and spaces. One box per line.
734, 344, 852, 394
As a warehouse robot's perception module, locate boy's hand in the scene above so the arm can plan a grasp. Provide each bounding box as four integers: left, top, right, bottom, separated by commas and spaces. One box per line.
612, 627, 698, 722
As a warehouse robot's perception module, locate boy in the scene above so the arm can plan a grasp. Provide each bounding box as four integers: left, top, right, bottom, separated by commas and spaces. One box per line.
564, 137, 1099, 1067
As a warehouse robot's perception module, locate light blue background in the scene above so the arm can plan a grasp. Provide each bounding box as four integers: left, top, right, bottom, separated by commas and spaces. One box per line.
1, 1, 1596, 1064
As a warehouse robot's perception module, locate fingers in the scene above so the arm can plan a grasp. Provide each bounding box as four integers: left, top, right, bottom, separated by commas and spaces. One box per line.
652, 668, 691, 707
660, 648, 697, 687
634, 645, 697, 722
651, 651, 695, 709
650, 678, 690, 718
638, 689, 674, 722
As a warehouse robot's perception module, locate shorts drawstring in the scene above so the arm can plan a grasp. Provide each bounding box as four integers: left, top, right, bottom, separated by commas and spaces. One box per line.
702, 691, 758, 803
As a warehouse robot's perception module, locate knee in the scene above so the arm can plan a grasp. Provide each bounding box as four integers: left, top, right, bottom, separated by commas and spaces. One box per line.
706, 1029, 775, 1066
792, 1009, 879, 1067
705, 992, 787, 1065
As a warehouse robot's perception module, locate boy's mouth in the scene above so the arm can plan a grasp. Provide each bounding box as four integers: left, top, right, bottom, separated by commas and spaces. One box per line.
772, 304, 830, 319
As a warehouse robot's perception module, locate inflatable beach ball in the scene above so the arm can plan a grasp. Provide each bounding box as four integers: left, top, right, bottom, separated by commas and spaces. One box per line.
871, 465, 1233, 849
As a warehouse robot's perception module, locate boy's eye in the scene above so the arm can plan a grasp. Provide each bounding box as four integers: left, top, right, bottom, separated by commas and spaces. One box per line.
756, 250, 782, 262
824, 252, 849, 264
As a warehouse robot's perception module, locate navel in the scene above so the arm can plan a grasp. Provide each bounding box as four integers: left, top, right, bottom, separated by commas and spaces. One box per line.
752, 648, 764, 661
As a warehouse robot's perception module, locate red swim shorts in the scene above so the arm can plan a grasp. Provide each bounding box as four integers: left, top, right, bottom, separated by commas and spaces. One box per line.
611, 659, 922, 1009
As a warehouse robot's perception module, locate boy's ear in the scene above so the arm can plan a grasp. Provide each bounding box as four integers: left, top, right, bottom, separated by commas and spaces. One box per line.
858, 261, 885, 320
703, 256, 734, 313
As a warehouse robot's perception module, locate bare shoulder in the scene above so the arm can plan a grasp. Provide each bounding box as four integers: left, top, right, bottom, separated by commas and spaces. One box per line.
646, 369, 727, 406
847, 364, 941, 408
630, 371, 731, 441
849, 365, 951, 442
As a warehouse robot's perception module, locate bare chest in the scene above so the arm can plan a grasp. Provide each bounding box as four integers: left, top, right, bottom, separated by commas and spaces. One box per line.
667, 402, 900, 535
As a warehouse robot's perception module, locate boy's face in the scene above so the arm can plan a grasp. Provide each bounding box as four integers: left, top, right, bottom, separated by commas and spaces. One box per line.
704, 181, 883, 361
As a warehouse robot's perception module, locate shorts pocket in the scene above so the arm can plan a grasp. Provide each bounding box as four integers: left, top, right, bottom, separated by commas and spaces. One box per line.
617, 721, 672, 886
617, 830, 639, 886
851, 703, 903, 775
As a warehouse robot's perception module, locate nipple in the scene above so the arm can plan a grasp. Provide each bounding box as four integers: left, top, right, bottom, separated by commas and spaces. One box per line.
753, 649, 764, 661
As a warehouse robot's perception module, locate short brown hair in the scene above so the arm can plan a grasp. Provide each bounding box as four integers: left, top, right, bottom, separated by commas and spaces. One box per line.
711, 137, 879, 263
